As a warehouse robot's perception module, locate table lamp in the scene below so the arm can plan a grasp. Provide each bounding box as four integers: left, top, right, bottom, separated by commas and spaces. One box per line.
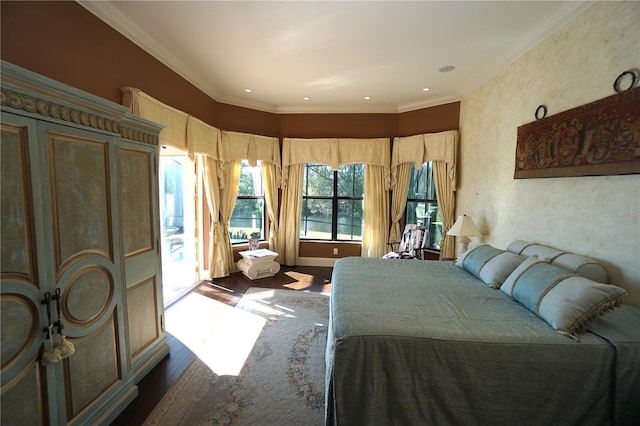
447, 215, 482, 257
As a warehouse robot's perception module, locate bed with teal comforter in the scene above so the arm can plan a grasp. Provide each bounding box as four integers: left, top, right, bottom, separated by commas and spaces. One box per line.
325, 257, 640, 425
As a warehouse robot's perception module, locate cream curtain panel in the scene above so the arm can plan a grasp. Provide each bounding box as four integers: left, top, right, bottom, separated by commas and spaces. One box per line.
391, 130, 459, 260
218, 160, 242, 277
262, 162, 280, 252
277, 164, 304, 265
121, 88, 282, 276
388, 162, 413, 245
362, 164, 389, 258
279, 137, 391, 264
433, 161, 456, 259
201, 156, 223, 277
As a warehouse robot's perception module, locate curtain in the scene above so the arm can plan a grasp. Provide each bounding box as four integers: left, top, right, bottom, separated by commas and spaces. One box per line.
201, 156, 222, 278
388, 162, 412, 245
361, 165, 390, 258
201, 157, 242, 278
122, 88, 283, 276
281, 137, 390, 264
434, 161, 456, 260
218, 160, 242, 277
282, 137, 390, 184
391, 130, 459, 259
122, 87, 190, 152
262, 162, 280, 252
221, 131, 281, 166
277, 164, 304, 265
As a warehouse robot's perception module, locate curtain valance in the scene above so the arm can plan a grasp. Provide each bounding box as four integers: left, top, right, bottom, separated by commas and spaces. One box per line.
121, 88, 279, 168
391, 129, 458, 189
221, 131, 281, 167
281, 137, 391, 188
121, 87, 191, 152
187, 115, 221, 159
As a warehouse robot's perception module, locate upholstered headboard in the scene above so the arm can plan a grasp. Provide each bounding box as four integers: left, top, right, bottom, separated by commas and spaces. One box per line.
506, 240, 609, 284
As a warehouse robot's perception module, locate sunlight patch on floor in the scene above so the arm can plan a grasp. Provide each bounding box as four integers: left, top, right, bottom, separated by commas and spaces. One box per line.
238, 290, 300, 319
283, 270, 316, 290
165, 292, 265, 376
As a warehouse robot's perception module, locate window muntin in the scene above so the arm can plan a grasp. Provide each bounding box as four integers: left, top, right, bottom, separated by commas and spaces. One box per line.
229, 160, 264, 243
300, 163, 364, 241
405, 162, 442, 250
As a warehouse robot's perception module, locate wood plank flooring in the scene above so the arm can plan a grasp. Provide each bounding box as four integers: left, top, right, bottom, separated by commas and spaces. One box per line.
110, 265, 332, 425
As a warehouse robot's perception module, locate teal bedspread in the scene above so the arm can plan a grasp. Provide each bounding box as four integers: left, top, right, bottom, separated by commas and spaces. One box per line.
325, 257, 640, 425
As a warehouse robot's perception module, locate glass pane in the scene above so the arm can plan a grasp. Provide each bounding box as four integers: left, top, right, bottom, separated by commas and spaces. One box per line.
408, 162, 435, 200
300, 198, 332, 240
303, 164, 333, 196
229, 198, 264, 243
337, 164, 364, 197
237, 160, 263, 196
159, 156, 197, 307
406, 201, 442, 250
337, 199, 363, 241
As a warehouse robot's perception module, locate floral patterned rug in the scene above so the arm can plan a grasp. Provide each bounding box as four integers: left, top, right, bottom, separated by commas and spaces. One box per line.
144, 288, 330, 426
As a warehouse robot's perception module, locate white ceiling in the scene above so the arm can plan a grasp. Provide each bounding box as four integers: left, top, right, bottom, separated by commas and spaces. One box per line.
79, 0, 592, 114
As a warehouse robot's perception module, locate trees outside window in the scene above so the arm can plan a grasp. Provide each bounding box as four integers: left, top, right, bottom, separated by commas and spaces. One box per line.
300, 163, 364, 241
229, 160, 264, 243
405, 162, 442, 250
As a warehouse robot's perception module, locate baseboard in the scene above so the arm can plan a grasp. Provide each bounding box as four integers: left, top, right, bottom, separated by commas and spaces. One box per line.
295, 257, 339, 267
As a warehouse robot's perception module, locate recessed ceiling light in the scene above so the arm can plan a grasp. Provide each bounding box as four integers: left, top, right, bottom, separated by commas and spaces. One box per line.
438, 65, 455, 73
422, 87, 430, 92
364, 96, 371, 100
244, 88, 252, 93
303, 97, 310, 101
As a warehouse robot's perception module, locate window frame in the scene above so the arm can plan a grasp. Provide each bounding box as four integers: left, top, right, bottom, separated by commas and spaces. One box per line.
405, 161, 442, 251
300, 163, 364, 241
229, 160, 266, 244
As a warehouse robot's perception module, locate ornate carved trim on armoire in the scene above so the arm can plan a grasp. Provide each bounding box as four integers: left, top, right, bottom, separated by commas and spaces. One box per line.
1, 60, 168, 425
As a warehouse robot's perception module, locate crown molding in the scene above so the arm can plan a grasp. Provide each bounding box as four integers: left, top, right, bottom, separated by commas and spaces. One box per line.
76, 1, 226, 105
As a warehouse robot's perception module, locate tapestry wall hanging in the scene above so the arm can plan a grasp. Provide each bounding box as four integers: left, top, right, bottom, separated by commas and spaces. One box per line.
514, 86, 640, 179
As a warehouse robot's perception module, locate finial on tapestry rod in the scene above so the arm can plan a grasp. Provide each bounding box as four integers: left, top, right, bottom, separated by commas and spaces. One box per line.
614, 69, 638, 94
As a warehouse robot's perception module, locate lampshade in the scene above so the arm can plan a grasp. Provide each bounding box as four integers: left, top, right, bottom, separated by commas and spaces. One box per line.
447, 215, 482, 237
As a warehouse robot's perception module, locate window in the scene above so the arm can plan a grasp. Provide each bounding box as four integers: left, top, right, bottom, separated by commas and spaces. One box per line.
405, 162, 442, 250
229, 160, 264, 243
300, 163, 364, 241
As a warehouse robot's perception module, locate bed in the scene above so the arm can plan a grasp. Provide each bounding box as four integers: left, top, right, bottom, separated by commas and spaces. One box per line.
325, 242, 640, 425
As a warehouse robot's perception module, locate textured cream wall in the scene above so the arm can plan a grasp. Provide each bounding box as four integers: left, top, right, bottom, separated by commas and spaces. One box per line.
458, 1, 640, 305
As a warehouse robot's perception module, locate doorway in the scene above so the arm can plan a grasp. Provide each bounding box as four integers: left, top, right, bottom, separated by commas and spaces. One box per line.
159, 153, 198, 307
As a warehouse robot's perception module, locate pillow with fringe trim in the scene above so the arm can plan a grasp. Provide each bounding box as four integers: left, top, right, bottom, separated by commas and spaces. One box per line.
507, 261, 626, 339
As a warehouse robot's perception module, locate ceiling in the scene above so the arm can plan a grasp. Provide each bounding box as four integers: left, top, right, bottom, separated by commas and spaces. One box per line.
79, 1, 591, 114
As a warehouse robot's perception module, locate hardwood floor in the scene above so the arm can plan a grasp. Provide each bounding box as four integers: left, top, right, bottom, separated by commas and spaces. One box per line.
110, 265, 332, 425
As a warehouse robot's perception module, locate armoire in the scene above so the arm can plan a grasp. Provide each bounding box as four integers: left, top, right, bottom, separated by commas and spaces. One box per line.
1, 60, 169, 424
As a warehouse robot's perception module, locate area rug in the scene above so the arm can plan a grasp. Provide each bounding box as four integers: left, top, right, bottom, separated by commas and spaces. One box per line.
144, 288, 330, 426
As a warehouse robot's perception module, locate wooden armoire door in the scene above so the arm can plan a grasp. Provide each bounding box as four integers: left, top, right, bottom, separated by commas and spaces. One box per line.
1, 114, 49, 425
118, 139, 167, 380
1, 115, 132, 425
40, 122, 131, 425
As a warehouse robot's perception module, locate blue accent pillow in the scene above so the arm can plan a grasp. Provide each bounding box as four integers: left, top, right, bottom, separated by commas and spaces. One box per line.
503, 259, 626, 339
458, 244, 525, 289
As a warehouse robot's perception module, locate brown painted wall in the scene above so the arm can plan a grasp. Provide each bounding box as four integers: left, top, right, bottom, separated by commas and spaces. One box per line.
1, 0, 460, 259
0, 1, 220, 127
